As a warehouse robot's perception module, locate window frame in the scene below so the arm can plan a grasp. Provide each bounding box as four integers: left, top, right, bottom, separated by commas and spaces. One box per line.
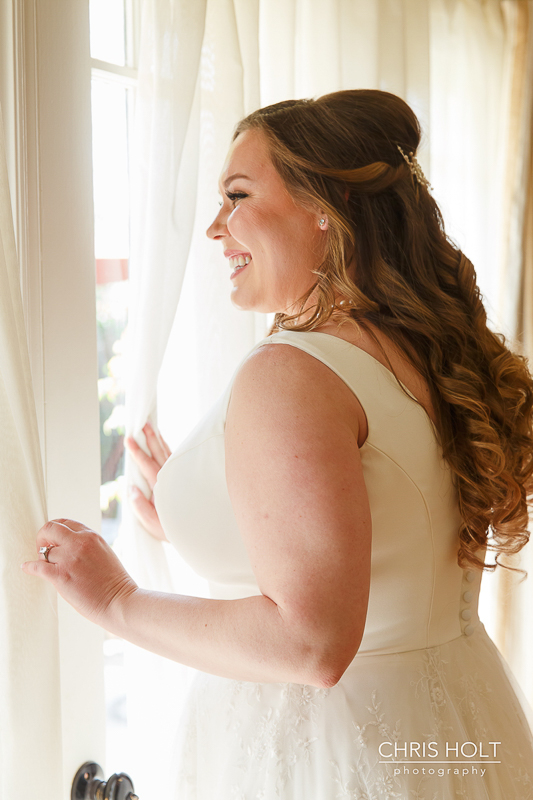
7, 0, 107, 792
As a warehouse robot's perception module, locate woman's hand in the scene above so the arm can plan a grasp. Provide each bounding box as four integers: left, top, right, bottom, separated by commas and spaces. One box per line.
21, 519, 138, 628
125, 422, 170, 542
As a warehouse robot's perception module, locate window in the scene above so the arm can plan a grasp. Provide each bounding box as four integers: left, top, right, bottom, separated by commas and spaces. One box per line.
89, 0, 140, 772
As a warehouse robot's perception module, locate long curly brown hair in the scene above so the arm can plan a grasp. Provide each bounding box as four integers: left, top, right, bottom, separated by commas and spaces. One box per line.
234, 89, 533, 572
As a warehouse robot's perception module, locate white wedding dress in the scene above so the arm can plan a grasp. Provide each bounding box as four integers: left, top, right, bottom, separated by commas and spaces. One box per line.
154, 330, 533, 799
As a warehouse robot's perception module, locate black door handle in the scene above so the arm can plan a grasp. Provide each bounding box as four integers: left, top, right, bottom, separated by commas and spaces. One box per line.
71, 762, 139, 800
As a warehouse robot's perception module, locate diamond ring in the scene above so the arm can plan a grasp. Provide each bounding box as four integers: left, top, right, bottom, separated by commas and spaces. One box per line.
39, 545, 55, 562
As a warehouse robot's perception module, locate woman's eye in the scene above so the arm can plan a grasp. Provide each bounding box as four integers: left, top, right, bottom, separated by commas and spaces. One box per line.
225, 191, 248, 205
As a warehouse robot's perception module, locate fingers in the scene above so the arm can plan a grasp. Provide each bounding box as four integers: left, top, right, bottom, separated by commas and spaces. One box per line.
159, 432, 172, 460
142, 422, 169, 467
152, 424, 172, 459
125, 436, 159, 489
125, 422, 171, 489
22, 521, 139, 625
129, 487, 168, 542
21, 558, 58, 578
51, 518, 89, 533
38, 544, 58, 563
36, 519, 86, 548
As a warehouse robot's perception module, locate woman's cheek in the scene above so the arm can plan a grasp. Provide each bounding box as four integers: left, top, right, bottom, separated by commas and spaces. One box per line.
228, 205, 262, 246
227, 210, 246, 245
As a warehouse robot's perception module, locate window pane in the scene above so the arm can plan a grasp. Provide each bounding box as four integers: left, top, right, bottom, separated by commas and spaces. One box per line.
91, 76, 129, 552
90, 0, 126, 66
91, 71, 131, 773
91, 78, 130, 264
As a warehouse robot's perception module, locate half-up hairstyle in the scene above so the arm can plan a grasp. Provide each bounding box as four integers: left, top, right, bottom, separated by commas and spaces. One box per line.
234, 89, 533, 572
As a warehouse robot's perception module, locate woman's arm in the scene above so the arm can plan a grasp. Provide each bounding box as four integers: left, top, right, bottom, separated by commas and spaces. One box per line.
22, 343, 372, 688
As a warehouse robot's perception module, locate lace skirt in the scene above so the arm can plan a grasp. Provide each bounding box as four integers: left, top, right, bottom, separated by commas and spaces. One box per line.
171, 624, 533, 799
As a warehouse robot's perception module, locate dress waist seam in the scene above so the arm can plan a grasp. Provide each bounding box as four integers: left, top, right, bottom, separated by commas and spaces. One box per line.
354, 623, 481, 659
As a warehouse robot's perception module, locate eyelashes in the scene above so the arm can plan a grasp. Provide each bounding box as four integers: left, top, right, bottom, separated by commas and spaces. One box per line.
225, 191, 248, 204
217, 191, 249, 209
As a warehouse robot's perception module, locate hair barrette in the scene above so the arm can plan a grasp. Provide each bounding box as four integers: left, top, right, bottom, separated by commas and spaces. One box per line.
397, 145, 432, 191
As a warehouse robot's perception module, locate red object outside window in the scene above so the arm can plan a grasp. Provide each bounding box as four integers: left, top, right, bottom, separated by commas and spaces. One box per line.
96, 258, 128, 284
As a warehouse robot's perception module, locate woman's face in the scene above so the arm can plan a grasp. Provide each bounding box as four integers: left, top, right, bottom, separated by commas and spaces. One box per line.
206, 128, 326, 314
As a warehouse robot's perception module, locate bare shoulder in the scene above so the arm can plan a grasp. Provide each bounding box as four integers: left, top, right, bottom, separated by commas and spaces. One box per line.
228, 341, 361, 440
234, 339, 336, 386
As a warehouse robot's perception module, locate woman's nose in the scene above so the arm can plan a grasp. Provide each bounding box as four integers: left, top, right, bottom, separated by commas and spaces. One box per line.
206, 207, 227, 240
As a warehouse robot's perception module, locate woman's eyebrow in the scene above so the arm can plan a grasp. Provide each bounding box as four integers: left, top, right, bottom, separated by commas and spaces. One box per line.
223, 173, 252, 187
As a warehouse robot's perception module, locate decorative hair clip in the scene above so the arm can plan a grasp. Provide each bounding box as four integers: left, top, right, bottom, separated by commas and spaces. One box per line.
397, 145, 432, 190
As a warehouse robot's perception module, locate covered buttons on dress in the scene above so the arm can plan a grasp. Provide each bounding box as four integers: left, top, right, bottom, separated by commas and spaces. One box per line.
461, 570, 476, 636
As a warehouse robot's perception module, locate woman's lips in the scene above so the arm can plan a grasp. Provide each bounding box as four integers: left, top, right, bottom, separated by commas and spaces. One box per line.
230, 260, 251, 279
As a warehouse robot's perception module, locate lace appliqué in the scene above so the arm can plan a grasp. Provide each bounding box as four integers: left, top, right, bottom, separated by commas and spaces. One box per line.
228, 680, 330, 795
331, 758, 402, 800
456, 671, 493, 741
331, 691, 439, 800
514, 766, 533, 800
174, 636, 533, 799
352, 690, 401, 749
175, 677, 329, 797
413, 648, 453, 738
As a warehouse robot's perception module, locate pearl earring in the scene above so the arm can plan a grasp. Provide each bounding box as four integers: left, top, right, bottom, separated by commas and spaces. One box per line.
319, 218, 326, 229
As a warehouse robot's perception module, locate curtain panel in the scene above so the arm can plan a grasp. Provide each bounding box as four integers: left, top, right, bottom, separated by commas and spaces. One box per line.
492, 0, 533, 703
0, 102, 62, 800
122, 1, 533, 796
0, 2, 107, 796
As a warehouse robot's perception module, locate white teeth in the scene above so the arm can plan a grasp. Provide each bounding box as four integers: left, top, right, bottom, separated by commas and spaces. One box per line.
229, 254, 251, 270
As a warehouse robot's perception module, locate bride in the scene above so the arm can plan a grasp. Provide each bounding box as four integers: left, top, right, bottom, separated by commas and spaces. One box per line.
24, 89, 533, 798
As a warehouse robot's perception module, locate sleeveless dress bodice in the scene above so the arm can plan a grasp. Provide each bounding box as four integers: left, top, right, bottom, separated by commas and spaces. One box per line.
154, 330, 533, 800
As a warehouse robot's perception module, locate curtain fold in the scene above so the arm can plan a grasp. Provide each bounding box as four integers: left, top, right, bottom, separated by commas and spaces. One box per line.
428, 0, 511, 321
120, 3, 212, 796
0, 102, 63, 800
122, 2, 533, 796
122, 0, 208, 590
492, 0, 533, 704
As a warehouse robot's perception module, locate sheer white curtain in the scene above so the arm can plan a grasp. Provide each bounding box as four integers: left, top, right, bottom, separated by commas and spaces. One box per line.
0, 103, 61, 800
123, 2, 532, 796
429, 0, 512, 324
119, 2, 210, 794
427, 0, 533, 704
490, 0, 533, 704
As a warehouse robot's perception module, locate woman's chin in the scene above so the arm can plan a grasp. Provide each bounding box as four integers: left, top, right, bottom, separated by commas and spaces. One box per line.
230, 290, 277, 314
231, 297, 265, 313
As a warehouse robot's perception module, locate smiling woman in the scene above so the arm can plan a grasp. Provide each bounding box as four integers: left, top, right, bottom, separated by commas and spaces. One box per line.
23, 89, 533, 800
208, 129, 331, 314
